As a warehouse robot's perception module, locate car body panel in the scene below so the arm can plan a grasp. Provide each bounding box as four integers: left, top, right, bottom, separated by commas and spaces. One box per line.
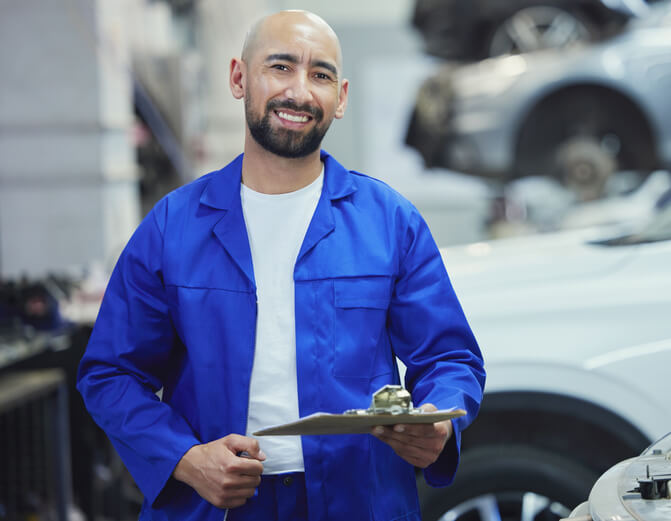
439, 205, 671, 442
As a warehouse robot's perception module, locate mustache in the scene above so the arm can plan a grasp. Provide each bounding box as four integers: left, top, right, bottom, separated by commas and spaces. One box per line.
266, 99, 323, 120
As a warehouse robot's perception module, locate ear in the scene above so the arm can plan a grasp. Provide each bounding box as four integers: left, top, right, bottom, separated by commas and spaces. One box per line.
334, 78, 349, 119
230, 58, 246, 100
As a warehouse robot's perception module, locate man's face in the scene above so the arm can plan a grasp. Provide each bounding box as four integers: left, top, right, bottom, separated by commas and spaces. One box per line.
244, 87, 328, 158
241, 16, 348, 158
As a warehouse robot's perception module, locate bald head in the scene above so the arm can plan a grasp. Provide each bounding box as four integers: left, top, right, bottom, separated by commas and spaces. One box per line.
241, 10, 343, 78
229, 9, 350, 159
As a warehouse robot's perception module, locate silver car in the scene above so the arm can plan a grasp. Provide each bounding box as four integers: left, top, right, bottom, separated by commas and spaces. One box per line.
406, 1, 671, 200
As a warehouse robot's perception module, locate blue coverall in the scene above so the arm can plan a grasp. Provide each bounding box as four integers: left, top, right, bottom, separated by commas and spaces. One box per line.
77, 150, 486, 521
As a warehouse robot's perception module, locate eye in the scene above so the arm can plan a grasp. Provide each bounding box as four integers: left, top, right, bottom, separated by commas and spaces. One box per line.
315, 72, 333, 81
271, 63, 289, 71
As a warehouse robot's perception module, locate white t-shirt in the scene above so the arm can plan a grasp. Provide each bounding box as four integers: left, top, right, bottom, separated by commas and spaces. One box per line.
241, 168, 323, 474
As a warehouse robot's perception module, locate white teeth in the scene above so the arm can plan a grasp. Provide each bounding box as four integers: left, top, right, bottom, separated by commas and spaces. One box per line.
278, 111, 309, 123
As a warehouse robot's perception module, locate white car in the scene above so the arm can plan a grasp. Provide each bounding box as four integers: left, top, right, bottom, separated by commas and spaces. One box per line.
417, 191, 671, 520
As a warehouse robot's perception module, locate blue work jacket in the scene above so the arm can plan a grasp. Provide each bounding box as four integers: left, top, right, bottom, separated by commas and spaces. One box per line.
77, 150, 485, 521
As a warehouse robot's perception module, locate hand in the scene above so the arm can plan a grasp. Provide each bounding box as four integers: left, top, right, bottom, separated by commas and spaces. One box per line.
371, 403, 453, 468
173, 434, 265, 509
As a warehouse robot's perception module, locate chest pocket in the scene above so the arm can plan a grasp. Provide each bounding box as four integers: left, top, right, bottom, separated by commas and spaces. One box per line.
334, 277, 392, 378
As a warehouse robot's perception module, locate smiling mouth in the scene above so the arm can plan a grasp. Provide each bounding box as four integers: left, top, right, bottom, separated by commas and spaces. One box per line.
275, 110, 312, 124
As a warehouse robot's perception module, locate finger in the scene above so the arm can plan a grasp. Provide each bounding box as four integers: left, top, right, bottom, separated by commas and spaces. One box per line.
373, 424, 448, 452
222, 473, 262, 490
374, 431, 444, 455
242, 442, 266, 462
372, 427, 429, 450
391, 423, 442, 437
216, 488, 257, 509
222, 435, 266, 461
373, 423, 443, 440
393, 417, 452, 438
404, 423, 450, 441
221, 484, 259, 500
376, 435, 436, 467
372, 424, 430, 437
228, 456, 264, 476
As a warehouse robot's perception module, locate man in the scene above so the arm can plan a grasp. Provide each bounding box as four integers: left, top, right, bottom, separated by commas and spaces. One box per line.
77, 10, 485, 521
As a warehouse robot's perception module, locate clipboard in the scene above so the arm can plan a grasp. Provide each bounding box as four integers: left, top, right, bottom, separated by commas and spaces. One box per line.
253, 408, 466, 436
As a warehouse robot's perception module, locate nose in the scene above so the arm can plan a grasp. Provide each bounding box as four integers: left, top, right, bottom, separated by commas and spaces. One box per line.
284, 70, 313, 105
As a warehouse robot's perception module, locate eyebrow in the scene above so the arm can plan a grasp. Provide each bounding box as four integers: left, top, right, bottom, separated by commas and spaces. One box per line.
265, 53, 339, 78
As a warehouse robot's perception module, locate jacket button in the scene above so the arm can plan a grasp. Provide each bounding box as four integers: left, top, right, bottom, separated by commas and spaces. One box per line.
282, 476, 293, 486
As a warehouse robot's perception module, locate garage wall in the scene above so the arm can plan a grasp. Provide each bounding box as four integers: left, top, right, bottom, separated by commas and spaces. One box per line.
0, 0, 140, 277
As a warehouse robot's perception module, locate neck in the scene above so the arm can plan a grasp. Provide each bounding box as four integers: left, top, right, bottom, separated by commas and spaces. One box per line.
241, 133, 323, 194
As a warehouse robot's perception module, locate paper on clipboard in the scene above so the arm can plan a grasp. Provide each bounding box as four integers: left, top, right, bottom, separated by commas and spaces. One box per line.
252, 408, 466, 436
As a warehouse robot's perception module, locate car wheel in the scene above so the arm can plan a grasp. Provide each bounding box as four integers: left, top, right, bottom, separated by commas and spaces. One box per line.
489, 6, 593, 56
555, 137, 617, 201
418, 445, 598, 521
515, 87, 658, 197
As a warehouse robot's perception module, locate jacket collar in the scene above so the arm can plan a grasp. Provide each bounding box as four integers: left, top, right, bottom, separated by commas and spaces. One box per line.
320, 149, 358, 200
199, 150, 357, 210
199, 150, 357, 287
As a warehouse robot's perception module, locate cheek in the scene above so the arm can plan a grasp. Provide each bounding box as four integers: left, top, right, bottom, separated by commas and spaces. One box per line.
317, 88, 341, 115
247, 77, 280, 105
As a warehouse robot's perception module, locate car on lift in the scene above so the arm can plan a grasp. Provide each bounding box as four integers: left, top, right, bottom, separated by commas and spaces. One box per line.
417, 188, 671, 520
411, 0, 655, 62
406, 1, 671, 201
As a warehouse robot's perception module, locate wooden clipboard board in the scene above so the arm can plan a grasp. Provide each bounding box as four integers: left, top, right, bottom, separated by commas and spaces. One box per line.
253, 408, 465, 436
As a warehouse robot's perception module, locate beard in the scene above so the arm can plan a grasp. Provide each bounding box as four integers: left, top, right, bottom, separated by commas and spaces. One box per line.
245, 95, 331, 158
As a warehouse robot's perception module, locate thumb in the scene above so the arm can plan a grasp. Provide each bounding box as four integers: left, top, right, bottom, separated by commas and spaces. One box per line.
419, 402, 438, 412
222, 434, 266, 461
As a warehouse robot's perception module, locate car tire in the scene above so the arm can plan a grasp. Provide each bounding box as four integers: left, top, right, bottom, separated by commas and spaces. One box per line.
488, 5, 594, 57
418, 445, 599, 521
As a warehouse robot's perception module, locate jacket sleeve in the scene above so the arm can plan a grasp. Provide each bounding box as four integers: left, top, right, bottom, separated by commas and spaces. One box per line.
387, 206, 485, 487
76, 202, 201, 506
